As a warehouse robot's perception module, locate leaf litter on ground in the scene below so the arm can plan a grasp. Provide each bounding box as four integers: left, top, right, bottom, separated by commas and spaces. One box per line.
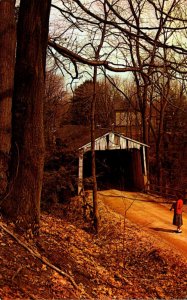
0, 190, 187, 299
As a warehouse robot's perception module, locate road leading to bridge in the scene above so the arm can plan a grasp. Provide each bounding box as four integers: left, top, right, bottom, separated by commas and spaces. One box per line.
99, 190, 187, 259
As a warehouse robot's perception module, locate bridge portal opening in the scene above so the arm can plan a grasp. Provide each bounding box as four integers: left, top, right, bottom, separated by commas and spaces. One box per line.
83, 148, 144, 191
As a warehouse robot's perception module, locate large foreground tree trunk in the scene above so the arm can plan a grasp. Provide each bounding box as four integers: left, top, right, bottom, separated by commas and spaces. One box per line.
2, 0, 51, 234
0, 0, 16, 197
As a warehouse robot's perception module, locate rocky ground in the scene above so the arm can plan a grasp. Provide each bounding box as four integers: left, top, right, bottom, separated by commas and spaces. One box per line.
0, 191, 187, 299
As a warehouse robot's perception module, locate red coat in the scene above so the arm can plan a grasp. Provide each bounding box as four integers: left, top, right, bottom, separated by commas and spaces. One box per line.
176, 199, 183, 214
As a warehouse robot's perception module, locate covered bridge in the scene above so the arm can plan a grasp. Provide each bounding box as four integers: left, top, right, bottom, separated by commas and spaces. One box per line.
78, 131, 149, 194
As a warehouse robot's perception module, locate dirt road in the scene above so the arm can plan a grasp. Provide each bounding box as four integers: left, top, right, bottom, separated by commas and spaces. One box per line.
99, 190, 187, 259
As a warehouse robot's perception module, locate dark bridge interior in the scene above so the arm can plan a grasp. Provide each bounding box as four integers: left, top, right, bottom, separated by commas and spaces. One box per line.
83, 148, 144, 191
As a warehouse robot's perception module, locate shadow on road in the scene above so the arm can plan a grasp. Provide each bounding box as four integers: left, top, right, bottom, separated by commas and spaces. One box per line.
150, 227, 176, 233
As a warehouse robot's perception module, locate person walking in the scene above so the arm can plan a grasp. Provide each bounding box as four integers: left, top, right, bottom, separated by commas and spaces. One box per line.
170, 195, 183, 233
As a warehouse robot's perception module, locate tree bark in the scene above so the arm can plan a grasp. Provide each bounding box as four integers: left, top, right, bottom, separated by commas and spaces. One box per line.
2, 0, 51, 234
0, 0, 16, 196
91, 66, 99, 233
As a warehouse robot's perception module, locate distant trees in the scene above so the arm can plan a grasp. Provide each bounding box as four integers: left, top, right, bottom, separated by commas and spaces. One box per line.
161, 80, 187, 190
71, 80, 114, 128
71, 81, 93, 126
44, 71, 68, 150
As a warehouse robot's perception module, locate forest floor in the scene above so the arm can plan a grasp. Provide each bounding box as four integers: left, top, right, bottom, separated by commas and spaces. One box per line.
0, 190, 187, 300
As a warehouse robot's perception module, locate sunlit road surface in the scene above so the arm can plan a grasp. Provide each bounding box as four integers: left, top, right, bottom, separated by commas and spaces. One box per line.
99, 190, 187, 259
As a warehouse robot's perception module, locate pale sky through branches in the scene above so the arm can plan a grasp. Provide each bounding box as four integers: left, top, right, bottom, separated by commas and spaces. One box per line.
49, 1, 187, 89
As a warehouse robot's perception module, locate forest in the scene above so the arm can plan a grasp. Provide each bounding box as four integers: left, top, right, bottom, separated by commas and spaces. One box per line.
1, 0, 187, 232
1, 1, 187, 298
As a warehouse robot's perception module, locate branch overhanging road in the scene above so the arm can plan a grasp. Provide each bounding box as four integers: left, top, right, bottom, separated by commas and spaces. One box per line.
99, 190, 187, 259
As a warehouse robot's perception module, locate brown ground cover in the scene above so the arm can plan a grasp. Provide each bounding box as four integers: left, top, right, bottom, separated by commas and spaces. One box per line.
0, 190, 187, 299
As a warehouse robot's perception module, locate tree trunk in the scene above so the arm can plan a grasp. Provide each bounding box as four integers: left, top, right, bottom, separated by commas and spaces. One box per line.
2, 0, 51, 234
91, 66, 99, 233
141, 76, 151, 190
0, 0, 16, 196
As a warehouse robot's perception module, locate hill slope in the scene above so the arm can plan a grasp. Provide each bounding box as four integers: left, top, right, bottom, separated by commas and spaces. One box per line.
0, 191, 187, 299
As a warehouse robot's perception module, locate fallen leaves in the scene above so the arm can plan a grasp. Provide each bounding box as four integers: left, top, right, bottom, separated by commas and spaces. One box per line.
0, 191, 187, 299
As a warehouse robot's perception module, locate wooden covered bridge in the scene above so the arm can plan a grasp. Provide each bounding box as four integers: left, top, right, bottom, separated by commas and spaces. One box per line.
78, 131, 149, 194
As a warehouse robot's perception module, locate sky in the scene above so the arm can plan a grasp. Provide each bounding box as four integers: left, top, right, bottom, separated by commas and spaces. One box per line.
16, 0, 187, 91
